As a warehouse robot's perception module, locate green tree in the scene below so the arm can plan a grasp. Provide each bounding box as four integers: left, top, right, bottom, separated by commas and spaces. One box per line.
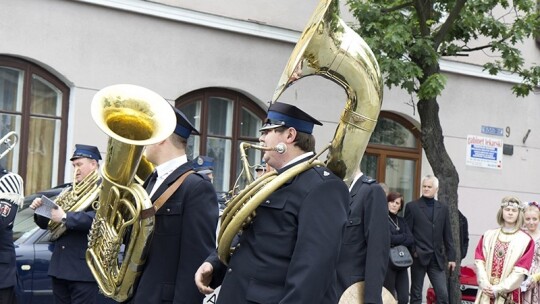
346, 0, 539, 302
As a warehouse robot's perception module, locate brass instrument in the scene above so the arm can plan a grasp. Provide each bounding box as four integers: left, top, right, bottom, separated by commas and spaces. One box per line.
86, 84, 176, 302
218, 0, 382, 263
0, 131, 18, 160
218, 0, 387, 302
48, 168, 101, 241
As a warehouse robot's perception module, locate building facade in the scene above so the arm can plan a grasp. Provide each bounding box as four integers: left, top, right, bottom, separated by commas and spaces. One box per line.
1, 0, 539, 266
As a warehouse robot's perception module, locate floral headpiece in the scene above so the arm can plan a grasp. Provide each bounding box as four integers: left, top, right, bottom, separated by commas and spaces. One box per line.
500, 196, 523, 210
527, 201, 540, 209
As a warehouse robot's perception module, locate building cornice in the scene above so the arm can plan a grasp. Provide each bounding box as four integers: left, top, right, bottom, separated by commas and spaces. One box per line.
75, 0, 524, 85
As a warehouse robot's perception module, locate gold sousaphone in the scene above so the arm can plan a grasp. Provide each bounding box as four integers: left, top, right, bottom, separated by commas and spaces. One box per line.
218, 0, 392, 303
86, 84, 176, 302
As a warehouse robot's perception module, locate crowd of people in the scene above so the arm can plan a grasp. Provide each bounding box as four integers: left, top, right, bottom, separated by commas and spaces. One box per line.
2, 101, 540, 304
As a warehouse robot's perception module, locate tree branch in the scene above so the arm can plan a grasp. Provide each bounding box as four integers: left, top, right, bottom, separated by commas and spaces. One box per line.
433, 0, 467, 47
381, 1, 414, 13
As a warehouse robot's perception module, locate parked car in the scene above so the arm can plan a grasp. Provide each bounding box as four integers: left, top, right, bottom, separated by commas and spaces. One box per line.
426, 265, 478, 304
13, 186, 117, 303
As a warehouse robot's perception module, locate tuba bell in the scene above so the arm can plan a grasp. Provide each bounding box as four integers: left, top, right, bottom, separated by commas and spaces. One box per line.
218, 0, 389, 302
85, 84, 176, 302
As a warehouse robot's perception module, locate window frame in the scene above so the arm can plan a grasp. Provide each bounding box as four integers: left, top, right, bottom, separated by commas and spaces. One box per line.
0, 56, 70, 194
176, 88, 266, 192
364, 111, 422, 199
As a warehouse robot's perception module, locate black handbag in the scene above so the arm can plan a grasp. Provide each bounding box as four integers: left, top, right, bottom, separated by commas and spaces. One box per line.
389, 245, 413, 268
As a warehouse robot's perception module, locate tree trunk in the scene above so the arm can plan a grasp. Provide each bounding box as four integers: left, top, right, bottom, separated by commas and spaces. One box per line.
417, 96, 461, 304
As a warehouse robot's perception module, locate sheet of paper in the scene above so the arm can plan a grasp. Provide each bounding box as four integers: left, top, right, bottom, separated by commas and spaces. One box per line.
34, 195, 59, 219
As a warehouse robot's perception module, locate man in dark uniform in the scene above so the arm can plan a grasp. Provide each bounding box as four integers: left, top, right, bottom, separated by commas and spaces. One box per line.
195, 102, 350, 304
130, 108, 219, 303
193, 155, 214, 182
335, 171, 390, 304
30, 144, 102, 304
405, 174, 456, 304
0, 166, 24, 304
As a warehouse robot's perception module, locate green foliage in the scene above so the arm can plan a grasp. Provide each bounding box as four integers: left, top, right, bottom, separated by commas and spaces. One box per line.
346, 0, 540, 98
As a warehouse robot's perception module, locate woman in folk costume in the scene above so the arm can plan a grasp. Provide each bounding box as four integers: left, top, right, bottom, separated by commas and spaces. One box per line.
475, 196, 535, 304
521, 202, 540, 304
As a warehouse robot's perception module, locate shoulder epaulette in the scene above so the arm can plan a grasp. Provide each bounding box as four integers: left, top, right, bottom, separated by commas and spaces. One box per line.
360, 175, 376, 184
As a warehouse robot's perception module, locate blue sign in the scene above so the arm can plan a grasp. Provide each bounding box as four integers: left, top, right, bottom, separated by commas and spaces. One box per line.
481, 126, 503, 136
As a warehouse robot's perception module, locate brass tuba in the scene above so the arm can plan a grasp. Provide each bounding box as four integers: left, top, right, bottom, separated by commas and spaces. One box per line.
48, 169, 101, 241
218, 0, 382, 264
86, 84, 176, 302
218, 0, 388, 302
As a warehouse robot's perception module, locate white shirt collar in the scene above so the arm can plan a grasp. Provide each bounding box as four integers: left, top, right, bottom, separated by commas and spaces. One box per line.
283, 152, 314, 168
149, 155, 188, 197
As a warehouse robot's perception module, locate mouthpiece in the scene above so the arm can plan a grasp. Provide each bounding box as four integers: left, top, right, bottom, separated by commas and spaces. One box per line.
274, 143, 287, 154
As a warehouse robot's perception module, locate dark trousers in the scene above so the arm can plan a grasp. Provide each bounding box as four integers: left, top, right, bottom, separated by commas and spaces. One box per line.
52, 277, 98, 304
410, 256, 448, 304
0, 286, 17, 304
384, 265, 409, 304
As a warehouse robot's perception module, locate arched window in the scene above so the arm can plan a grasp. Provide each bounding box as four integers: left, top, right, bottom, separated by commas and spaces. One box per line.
0, 56, 70, 195
361, 111, 422, 202
176, 88, 266, 195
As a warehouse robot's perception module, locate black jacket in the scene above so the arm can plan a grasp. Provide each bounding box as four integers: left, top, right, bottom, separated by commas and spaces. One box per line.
335, 175, 390, 304
207, 156, 349, 304
131, 161, 219, 304
404, 196, 456, 268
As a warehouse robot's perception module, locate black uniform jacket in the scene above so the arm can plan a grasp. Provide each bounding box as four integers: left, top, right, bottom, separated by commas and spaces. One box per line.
208, 156, 350, 304
34, 185, 97, 282
335, 175, 390, 304
132, 161, 219, 304
404, 196, 456, 269
0, 195, 18, 289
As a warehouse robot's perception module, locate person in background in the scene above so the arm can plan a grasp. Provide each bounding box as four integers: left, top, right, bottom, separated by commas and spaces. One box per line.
195, 101, 350, 304
405, 174, 456, 304
336, 172, 390, 304
0, 165, 24, 304
475, 196, 534, 304
130, 108, 219, 303
30, 144, 102, 304
384, 191, 414, 304
254, 163, 266, 179
193, 155, 214, 183
521, 202, 540, 304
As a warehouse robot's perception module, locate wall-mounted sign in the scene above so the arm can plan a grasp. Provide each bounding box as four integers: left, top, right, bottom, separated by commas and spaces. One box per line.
466, 135, 503, 170
481, 125, 504, 136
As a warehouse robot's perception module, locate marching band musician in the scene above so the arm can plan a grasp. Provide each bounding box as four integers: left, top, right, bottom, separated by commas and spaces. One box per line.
128, 108, 219, 304
195, 102, 350, 304
0, 165, 24, 304
335, 171, 390, 304
30, 144, 102, 304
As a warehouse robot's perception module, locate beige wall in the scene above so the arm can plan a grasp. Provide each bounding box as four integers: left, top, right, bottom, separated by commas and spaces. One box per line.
2, 0, 540, 268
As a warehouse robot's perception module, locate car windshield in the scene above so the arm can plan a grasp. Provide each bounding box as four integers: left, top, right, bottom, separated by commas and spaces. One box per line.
13, 206, 40, 242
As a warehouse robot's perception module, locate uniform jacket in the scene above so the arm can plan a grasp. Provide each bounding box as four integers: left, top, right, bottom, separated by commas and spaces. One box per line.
132, 161, 219, 304
404, 196, 456, 269
208, 156, 349, 304
336, 175, 390, 304
0, 170, 23, 289
34, 184, 97, 282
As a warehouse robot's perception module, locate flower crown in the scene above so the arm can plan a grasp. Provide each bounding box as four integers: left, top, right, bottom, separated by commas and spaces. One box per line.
527, 201, 540, 209
500, 197, 523, 210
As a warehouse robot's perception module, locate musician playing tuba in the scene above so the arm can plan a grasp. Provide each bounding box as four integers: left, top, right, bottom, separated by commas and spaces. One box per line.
195, 102, 351, 304
128, 108, 219, 304
30, 144, 102, 304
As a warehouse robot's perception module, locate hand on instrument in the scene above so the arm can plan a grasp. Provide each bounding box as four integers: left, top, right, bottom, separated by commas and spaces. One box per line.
195, 262, 215, 295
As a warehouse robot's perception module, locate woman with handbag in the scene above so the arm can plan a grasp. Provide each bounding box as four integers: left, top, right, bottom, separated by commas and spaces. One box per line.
475, 196, 535, 304
384, 191, 414, 304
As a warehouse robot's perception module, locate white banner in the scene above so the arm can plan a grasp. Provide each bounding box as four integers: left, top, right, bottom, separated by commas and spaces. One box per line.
466, 135, 503, 170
